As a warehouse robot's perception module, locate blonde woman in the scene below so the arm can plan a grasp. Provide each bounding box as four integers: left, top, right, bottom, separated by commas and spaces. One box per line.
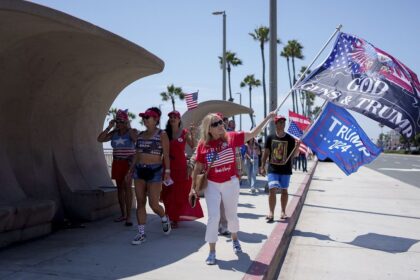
189, 111, 275, 265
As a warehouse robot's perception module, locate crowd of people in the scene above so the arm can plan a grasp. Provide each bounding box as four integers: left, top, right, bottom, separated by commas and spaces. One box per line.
98, 107, 301, 265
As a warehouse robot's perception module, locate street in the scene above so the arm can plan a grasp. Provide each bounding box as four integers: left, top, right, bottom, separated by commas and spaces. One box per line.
279, 161, 420, 280
366, 154, 420, 188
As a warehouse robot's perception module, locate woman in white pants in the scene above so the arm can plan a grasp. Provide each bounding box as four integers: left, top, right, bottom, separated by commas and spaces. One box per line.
190, 112, 275, 265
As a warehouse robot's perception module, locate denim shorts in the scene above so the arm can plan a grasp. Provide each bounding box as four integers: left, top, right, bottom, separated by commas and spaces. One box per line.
267, 173, 291, 189
132, 163, 162, 183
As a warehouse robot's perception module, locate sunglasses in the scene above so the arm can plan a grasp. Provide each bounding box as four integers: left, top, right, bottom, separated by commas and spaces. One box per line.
142, 115, 151, 120
210, 120, 224, 128
115, 120, 125, 124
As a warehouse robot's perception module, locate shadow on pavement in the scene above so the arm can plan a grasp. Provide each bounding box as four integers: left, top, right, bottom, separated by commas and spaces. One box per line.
237, 212, 265, 220
216, 251, 253, 272
293, 230, 419, 253
345, 233, 420, 253
293, 230, 334, 241
305, 203, 420, 220
238, 203, 256, 209
0, 214, 207, 279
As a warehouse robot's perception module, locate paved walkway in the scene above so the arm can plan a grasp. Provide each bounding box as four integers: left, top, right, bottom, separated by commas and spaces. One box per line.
0, 161, 316, 280
279, 162, 420, 280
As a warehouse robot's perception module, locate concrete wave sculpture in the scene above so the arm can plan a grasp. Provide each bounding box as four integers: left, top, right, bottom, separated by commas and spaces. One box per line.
0, 0, 164, 247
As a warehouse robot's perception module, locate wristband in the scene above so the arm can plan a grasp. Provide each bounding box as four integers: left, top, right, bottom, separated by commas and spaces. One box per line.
165, 169, 171, 173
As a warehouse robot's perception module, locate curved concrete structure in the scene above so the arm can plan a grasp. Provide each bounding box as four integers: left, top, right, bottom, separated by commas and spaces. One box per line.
181, 100, 253, 155
0, 0, 164, 246
181, 100, 253, 128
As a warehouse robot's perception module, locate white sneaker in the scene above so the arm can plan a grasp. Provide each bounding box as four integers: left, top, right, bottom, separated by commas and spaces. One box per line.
132, 233, 146, 245
162, 216, 171, 235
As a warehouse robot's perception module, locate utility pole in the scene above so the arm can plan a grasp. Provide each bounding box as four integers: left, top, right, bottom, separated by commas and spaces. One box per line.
269, 0, 278, 136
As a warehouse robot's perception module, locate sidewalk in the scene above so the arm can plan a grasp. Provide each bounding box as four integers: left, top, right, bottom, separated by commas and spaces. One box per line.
279, 162, 420, 280
0, 160, 316, 280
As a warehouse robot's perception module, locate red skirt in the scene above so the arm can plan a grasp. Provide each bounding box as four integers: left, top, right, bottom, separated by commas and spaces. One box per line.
161, 176, 204, 222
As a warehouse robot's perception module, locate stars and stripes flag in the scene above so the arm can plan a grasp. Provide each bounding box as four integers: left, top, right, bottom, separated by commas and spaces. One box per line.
287, 120, 309, 155
287, 120, 304, 138
289, 111, 311, 131
185, 91, 198, 110
294, 32, 420, 138
206, 148, 235, 168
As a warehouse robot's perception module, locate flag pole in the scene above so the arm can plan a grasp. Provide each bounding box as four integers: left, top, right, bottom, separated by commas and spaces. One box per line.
274, 24, 342, 114
301, 99, 329, 140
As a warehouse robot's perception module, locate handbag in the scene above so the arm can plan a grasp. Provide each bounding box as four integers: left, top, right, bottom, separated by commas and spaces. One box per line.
194, 151, 217, 193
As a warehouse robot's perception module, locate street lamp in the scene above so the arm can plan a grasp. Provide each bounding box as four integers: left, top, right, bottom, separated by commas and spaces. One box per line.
212, 10, 226, 101
235, 92, 242, 130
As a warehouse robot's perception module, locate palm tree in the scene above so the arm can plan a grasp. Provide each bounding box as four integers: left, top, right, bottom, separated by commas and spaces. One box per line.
160, 84, 184, 111
240, 74, 261, 112
219, 51, 242, 102
285, 40, 304, 114
249, 26, 270, 120
280, 45, 293, 90
298, 66, 312, 116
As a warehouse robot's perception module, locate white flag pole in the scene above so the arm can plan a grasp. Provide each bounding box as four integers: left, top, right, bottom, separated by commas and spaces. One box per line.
274, 24, 343, 114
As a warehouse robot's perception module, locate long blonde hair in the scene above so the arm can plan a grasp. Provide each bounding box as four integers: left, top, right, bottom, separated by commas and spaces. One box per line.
199, 113, 228, 145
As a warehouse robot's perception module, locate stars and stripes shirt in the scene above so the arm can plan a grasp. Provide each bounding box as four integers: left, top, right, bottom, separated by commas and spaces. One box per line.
111, 131, 136, 160
195, 131, 245, 183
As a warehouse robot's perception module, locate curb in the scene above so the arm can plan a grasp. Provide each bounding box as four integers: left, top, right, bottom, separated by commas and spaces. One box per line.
242, 160, 319, 280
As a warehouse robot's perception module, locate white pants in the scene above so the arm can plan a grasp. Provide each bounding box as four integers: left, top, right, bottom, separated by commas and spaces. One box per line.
204, 177, 240, 243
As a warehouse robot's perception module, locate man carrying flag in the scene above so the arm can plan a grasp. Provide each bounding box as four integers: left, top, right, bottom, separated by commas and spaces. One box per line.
260, 115, 300, 222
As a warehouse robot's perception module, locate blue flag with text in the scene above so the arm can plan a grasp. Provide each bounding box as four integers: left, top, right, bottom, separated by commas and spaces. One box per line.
303, 102, 382, 175
295, 32, 420, 138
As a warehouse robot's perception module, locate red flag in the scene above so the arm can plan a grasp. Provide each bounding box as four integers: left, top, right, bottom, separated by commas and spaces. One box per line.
288, 111, 311, 131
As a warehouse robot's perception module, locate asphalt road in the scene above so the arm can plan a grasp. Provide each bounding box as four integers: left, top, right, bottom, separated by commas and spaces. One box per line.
365, 153, 420, 188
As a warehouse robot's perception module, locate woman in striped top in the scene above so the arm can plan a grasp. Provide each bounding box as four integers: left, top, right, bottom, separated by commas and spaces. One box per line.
97, 109, 137, 226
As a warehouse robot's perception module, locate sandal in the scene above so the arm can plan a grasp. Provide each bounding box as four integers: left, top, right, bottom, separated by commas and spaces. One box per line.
280, 213, 288, 220
125, 221, 133, 226
265, 215, 274, 223
114, 216, 126, 222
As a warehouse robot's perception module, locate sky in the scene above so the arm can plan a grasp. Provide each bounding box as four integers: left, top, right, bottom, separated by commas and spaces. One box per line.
29, 0, 420, 141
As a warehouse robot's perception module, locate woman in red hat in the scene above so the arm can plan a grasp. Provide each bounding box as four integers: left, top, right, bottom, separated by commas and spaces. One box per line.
97, 109, 136, 226
190, 111, 276, 265
127, 107, 172, 245
161, 110, 204, 228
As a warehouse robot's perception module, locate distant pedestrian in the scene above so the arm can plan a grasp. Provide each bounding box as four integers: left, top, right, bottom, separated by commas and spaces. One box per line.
127, 107, 172, 245
97, 109, 136, 226
189, 111, 275, 265
245, 138, 260, 193
260, 115, 300, 222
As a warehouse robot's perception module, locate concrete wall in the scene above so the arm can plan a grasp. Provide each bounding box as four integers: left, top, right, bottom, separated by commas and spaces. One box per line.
0, 0, 164, 245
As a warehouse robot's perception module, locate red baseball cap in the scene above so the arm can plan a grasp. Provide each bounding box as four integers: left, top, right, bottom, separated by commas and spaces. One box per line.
168, 110, 181, 118
139, 109, 160, 119
274, 115, 286, 123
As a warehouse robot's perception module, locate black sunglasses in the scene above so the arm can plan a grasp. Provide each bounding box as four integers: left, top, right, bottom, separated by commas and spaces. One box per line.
115, 120, 125, 124
142, 116, 150, 120
210, 120, 224, 128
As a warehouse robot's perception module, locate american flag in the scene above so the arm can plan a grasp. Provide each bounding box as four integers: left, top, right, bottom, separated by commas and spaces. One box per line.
185, 92, 198, 110
207, 148, 235, 168
299, 142, 309, 154
287, 121, 303, 139
287, 120, 308, 155
289, 111, 310, 131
